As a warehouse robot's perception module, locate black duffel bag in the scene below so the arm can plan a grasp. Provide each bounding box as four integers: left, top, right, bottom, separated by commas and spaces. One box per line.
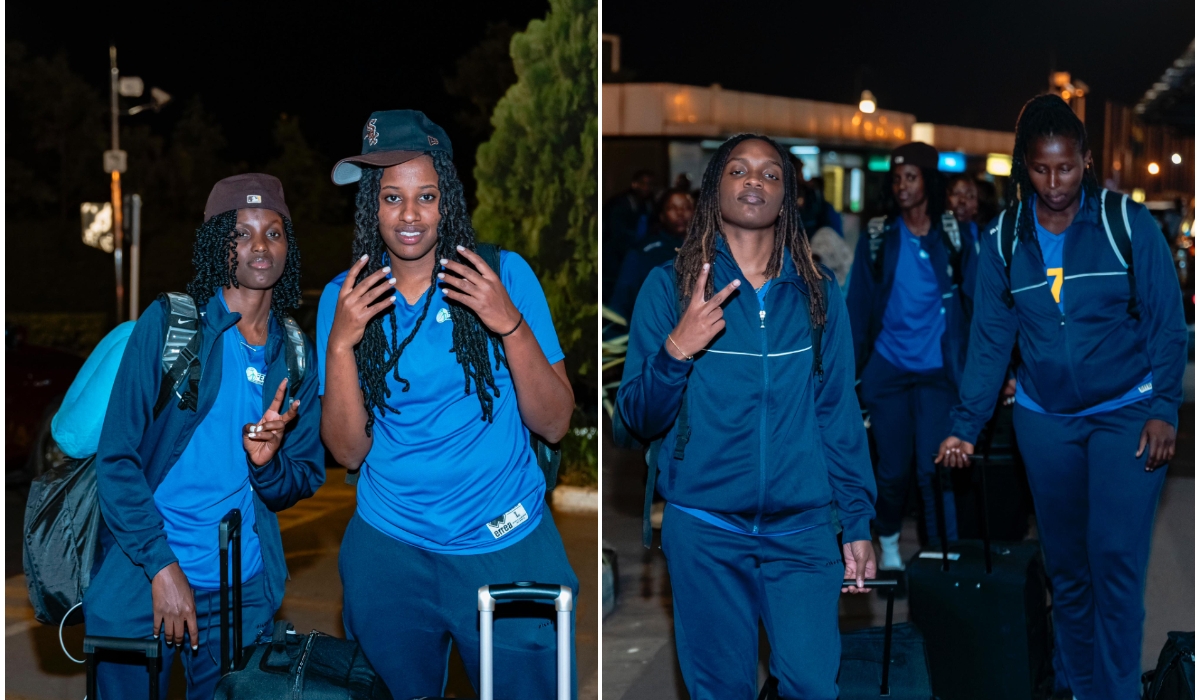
1142, 631, 1195, 700
212, 509, 392, 700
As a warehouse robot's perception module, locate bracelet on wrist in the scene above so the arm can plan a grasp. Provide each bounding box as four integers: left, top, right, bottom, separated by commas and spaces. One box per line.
499, 313, 524, 337
667, 334, 693, 361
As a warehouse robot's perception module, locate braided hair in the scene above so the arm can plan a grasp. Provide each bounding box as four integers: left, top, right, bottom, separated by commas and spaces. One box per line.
1009, 93, 1100, 242
674, 133, 828, 325
186, 209, 303, 322
351, 152, 505, 436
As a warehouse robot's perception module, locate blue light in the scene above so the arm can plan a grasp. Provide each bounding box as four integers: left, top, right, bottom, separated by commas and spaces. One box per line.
938, 152, 966, 172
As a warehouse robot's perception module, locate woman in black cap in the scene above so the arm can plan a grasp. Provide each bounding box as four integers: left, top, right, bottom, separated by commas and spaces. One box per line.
87, 174, 324, 698
316, 110, 577, 699
845, 142, 975, 570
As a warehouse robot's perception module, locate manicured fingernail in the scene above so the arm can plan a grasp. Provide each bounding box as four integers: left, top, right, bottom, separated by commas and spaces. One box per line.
359, 255, 368, 261
732, 280, 741, 286
440, 288, 448, 294
703, 263, 710, 270
382, 266, 390, 273
388, 278, 396, 285
437, 273, 445, 279
440, 259, 448, 265
456, 245, 465, 251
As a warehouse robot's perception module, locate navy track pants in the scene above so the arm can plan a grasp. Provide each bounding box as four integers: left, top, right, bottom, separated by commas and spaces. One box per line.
661, 506, 845, 700
1014, 400, 1166, 700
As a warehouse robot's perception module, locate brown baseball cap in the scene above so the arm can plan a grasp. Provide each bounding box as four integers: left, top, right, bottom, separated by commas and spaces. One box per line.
204, 173, 291, 222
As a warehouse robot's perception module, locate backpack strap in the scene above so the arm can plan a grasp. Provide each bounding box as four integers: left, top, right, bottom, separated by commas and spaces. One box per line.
997, 203, 1021, 308
940, 211, 964, 287
1100, 189, 1140, 321
279, 316, 307, 399
866, 216, 887, 283
154, 293, 203, 419
475, 242, 502, 278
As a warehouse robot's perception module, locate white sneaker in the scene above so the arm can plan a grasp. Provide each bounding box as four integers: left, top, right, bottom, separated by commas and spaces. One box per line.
879, 532, 903, 570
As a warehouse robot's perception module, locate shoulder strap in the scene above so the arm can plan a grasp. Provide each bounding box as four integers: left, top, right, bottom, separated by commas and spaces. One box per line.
940, 211, 962, 253
867, 216, 887, 283
1100, 189, 1140, 321
154, 293, 203, 419
279, 316, 307, 399
997, 204, 1020, 309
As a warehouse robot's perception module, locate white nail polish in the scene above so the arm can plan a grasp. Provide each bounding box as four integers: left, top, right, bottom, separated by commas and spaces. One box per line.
456, 245, 465, 251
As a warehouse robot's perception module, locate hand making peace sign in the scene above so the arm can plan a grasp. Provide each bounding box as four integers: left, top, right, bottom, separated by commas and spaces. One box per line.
664, 263, 741, 360
244, 378, 300, 467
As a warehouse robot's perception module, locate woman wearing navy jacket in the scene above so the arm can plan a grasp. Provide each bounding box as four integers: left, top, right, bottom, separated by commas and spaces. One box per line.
617, 134, 877, 700
938, 95, 1186, 700
846, 142, 975, 570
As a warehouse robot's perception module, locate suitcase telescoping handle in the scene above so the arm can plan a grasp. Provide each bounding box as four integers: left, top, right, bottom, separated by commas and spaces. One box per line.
219, 508, 243, 676
477, 582, 573, 700
932, 413, 1000, 574
84, 635, 161, 700
842, 579, 898, 697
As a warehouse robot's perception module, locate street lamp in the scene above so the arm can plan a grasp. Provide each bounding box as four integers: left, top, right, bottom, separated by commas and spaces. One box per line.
859, 90, 877, 114
104, 45, 170, 322
1148, 162, 1161, 175
1172, 153, 1183, 165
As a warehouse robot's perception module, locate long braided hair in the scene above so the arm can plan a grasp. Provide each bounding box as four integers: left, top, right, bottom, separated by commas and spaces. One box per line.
1009, 94, 1101, 243
674, 133, 828, 325
186, 209, 303, 322
351, 152, 505, 436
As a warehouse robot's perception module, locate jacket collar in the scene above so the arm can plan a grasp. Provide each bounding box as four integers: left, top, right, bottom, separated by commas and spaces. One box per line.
713, 232, 808, 292
200, 289, 284, 360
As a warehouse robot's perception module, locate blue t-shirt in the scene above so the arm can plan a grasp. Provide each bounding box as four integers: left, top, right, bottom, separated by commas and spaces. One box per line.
316, 251, 564, 554
154, 293, 264, 590
874, 219, 945, 373
1016, 196, 1154, 416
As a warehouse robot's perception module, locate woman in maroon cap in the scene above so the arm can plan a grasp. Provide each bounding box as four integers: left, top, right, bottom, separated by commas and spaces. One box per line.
86, 174, 325, 699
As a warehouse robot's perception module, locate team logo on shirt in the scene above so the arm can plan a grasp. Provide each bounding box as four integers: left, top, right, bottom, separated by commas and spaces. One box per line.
436, 308, 451, 323
246, 367, 266, 386
1139, 381, 1153, 394
486, 503, 529, 539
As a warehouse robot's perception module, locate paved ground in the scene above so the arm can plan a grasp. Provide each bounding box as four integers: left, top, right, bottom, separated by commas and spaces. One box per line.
5, 468, 597, 699
601, 404, 1196, 700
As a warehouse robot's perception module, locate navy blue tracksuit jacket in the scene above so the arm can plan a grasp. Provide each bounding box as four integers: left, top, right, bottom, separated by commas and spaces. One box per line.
90, 292, 325, 627
616, 239, 877, 544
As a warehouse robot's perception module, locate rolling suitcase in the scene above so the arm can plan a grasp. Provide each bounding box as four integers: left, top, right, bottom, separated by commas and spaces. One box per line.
757, 579, 933, 700
412, 581, 574, 700
907, 439, 1054, 700
211, 509, 393, 700
84, 634, 162, 700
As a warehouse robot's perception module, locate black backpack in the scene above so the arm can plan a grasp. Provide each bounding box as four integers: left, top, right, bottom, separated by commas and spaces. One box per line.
1142, 631, 1195, 700
995, 189, 1139, 320
23, 293, 307, 628
866, 211, 965, 286
610, 270, 828, 548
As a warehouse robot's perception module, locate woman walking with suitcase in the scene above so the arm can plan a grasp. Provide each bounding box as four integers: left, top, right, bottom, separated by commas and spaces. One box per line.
846, 141, 976, 569
616, 134, 877, 700
937, 94, 1187, 700
317, 111, 578, 699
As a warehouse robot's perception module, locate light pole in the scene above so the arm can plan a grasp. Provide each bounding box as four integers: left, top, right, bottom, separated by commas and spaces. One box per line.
108, 46, 125, 323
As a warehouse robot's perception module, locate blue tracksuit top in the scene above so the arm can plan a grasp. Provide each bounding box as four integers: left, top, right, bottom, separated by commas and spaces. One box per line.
846, 215, 977, 386
616, 237, 877, 543
93, 292, 325, 609
950, 193, 1187, 443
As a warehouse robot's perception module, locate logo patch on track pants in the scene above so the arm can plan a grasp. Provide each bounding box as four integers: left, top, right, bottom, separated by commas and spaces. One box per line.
486, 503, 529, 539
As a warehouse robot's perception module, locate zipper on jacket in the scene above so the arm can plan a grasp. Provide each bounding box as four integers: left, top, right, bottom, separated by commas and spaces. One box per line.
1059, 312, 1085, 405
754, 307, 769, 534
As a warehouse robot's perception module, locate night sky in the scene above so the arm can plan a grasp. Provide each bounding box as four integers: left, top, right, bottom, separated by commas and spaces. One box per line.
7, 0, 552, 166
603, 0, 1194, 136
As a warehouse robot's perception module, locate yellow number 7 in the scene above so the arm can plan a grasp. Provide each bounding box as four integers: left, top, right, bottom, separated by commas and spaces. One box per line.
1047, 267, 1063, 303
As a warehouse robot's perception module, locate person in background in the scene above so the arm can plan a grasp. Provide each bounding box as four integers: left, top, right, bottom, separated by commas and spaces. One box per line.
603, 169, 657, 304
975, 178, 1000, 226
947, 173, 981, 250
608, 188, 695, 322
673, 172, 693, 193
938, 94, 1186, 700
798, 174, 844, 237
846, 141, 975, 571
618, 133, 877, 700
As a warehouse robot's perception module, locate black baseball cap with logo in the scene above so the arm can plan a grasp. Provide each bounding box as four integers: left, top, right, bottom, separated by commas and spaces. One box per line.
331, 110, 453, 185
